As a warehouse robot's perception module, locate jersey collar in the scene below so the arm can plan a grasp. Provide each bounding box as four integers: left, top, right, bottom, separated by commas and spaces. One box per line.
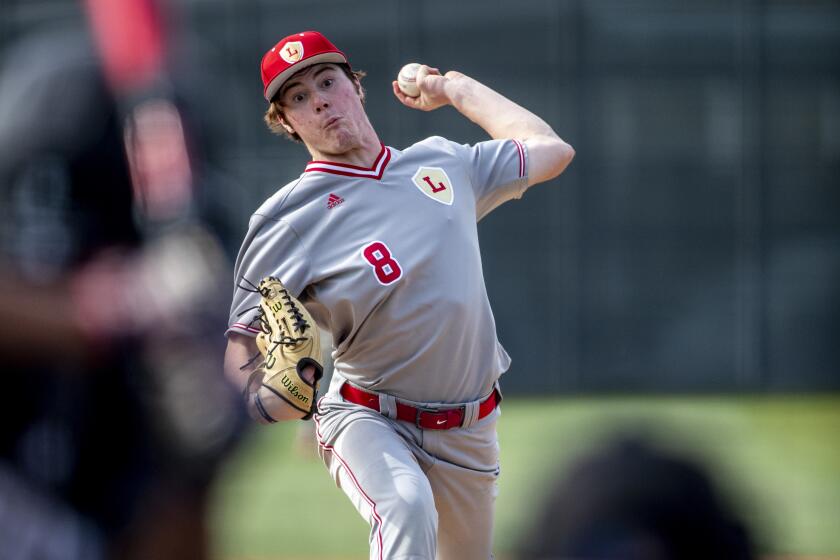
304, 143, 391, 180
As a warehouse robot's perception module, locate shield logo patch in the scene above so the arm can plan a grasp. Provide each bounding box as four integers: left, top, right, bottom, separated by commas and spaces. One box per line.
280, 41, 304, 64
412, 167, 454, 205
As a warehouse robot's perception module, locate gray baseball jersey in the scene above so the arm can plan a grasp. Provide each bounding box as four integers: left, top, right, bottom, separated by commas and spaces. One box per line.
227, 136, 528, 404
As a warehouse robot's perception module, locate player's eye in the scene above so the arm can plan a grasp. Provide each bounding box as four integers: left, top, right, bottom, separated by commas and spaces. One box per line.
323, 78, 334, 88
292, 92, 305, 103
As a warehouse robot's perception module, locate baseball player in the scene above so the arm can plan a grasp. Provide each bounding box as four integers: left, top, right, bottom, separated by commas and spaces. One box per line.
224, 30, 574, 560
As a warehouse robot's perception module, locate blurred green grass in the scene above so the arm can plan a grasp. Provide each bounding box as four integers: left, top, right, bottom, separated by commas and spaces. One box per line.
210, 394, 840, 559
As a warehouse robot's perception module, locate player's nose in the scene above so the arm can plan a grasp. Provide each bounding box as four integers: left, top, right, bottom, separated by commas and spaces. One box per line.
312, 93, 330, 113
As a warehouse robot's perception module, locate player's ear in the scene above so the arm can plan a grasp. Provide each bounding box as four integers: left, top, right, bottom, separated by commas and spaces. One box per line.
279, 115, 295, 135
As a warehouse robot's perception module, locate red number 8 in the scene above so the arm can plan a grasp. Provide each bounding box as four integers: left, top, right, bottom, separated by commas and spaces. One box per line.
362, 241, 403, 285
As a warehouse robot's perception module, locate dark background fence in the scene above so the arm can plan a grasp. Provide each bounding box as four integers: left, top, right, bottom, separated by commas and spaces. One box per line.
3, 0, 838, 393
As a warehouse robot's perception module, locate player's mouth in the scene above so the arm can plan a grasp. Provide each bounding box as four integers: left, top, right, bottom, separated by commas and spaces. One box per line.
324, 116, 342, 129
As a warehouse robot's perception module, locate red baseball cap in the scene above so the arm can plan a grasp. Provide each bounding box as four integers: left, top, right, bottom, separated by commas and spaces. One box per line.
261, 31, 349, 101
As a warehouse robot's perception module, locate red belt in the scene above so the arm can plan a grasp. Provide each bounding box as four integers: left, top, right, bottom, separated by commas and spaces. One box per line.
339, 383, 501, 430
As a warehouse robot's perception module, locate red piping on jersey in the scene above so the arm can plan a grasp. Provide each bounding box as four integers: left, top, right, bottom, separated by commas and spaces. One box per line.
231, 322, 260, 334
512, 139, 525, 178
314, 410, 384, 560
305, 143, 391, 179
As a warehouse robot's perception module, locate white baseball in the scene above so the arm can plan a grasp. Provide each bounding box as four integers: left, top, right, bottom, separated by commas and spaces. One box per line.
397, 63, 421, 97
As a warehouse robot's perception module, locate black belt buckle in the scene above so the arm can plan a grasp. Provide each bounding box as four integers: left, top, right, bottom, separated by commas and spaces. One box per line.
416, 405, 463, 430
414, 405, 439, 429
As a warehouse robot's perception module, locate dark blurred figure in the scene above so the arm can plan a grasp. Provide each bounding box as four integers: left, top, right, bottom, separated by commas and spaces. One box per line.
0, 2, 244, 558
518, 436, 755, 560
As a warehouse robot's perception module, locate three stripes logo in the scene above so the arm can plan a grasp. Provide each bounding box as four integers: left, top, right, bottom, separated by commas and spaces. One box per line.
327, 193, 344, 209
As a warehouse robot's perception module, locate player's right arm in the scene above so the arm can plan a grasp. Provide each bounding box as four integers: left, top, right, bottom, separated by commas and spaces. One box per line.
392, 66, 574, 187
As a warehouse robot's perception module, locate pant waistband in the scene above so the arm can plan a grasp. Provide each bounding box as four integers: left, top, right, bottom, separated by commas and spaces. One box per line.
339, 383, 501, 430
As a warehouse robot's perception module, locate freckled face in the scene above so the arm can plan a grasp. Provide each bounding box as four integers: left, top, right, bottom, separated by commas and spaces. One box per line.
278, 64, 369, 157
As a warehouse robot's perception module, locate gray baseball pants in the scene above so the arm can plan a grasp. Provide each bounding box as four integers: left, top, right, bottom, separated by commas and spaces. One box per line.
313, 383, 501, 560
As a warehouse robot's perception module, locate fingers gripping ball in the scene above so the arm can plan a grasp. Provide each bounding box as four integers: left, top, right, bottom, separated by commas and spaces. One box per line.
248, 277, 323, 421
397, 63, 421, 97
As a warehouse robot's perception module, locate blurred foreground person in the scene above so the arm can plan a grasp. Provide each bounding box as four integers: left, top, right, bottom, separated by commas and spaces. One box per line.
0, 8, 242, 560
518, 436, 755, 560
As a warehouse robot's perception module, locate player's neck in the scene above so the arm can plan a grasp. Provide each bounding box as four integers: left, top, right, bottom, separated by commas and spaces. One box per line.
307, 130, 383, 168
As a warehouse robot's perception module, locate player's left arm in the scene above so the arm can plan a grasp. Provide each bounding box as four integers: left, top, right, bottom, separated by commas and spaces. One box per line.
392, 66, 575, 186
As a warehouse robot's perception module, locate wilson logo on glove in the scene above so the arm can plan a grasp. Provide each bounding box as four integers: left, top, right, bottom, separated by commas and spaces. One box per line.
281, 374, 310, 404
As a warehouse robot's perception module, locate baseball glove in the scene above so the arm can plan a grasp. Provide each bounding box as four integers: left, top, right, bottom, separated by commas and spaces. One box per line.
244, 277, 323, 421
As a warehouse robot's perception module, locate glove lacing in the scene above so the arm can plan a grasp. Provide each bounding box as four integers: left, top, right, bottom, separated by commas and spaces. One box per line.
279, 290, 309, 334
237, 276, 310, 345
236, 276, 309, 370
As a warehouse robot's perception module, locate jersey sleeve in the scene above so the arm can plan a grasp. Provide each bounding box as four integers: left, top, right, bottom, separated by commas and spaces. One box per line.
452, 138, 529, 221
226, 214, 311, 338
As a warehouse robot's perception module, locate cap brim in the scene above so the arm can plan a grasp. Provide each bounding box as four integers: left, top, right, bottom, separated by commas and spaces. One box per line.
264, 52, 347, 101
